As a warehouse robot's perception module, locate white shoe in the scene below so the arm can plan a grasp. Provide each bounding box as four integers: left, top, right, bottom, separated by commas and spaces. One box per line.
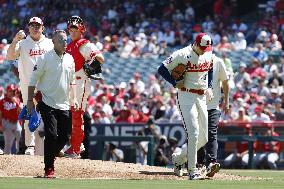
206, 162, 220, 177
197, 165, 207, 176
172, 154, 183, 177
0, 149, 3, 155
80, 143, 85, 153
173, 164, 183, 177
188, 169, 204, 180
25, 146, 35, 155
64, 152, 81, 159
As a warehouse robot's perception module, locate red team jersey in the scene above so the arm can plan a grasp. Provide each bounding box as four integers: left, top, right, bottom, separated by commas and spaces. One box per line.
0, 97, 21, 122
66, 39, 89, 72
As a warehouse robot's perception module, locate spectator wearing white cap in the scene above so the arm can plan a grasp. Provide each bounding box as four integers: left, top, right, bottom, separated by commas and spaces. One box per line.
235, 107, 251, 121
232, 32, 247, 50
234, 62, 251, 86
256, 30, 269, 45
6, 16, 53, 156
1, 38, 9, 58
269, 34, 282, 51
266, 88, 280, 105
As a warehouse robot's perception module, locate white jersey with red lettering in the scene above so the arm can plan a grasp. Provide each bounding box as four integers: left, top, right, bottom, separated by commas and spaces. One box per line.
207, 54, 229, 110
163, 45, 213, 90
15, 35, 53, 86
164, 45, 214, 172
14, 35, 52, 155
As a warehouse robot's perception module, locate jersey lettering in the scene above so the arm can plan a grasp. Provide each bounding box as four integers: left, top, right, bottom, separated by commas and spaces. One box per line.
3, 101, 17, 111
29, 49, 46, 57
187, 61, 213, 72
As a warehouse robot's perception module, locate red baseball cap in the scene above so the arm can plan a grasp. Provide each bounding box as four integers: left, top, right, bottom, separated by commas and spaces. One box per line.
195, 33, 212, 52
28, 17, 43, 25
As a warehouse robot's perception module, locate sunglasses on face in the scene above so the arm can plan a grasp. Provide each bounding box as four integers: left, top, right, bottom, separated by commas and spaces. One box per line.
28, 24, 42, 29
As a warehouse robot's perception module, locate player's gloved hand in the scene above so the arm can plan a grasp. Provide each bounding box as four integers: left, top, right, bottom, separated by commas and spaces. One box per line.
28, 109, 41, 132
13, 30, 26, 43
205, 88, 214, 102
175, 80, 184, 89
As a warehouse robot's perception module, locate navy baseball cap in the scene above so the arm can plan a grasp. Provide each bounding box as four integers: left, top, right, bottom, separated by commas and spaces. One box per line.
195, 33, 212, 52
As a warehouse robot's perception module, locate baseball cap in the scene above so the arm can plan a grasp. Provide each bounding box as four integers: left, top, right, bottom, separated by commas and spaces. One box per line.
28, 17, 43, 25
195, 33, 212, 52
240, 62, 247, 68
270, 88, 278, 94
119, 82, 127, 89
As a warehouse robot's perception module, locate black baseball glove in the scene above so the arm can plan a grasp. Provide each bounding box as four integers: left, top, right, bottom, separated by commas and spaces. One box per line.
83, 58, 103, 80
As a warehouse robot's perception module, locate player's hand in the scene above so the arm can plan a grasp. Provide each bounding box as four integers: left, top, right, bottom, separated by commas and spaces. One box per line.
223, 99, 230, 114
205, 88, 214, 102
13, 30, 26, 43
73, 99, 79, 111
175, 80, 184, 89
27, 100, 35, 115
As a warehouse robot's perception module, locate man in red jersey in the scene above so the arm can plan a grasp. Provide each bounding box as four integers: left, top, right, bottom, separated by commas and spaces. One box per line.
0, 84, 22, 154
65, 16, 105, 158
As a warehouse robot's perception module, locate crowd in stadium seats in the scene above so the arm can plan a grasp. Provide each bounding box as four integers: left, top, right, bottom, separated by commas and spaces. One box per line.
0, 0, 283, 128
0, 0, 284, 167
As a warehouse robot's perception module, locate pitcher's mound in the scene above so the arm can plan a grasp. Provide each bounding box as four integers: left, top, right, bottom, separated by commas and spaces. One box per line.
0, 155, 264, 180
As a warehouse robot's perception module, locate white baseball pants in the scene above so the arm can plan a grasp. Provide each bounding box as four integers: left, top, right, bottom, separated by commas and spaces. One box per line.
20, 82, 44, 155
175, 90, 208, 171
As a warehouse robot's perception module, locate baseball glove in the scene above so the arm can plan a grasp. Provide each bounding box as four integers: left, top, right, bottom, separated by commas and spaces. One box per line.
171, 64, 187, 81
83, 58, 102, 80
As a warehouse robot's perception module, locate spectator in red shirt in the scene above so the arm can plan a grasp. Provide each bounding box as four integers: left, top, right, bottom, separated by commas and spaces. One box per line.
0, 84, 22, 154
247, 58, 266, 80
115, 106, 134, 123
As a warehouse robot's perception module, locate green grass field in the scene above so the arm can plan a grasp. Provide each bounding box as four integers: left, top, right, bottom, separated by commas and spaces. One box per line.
0, 170, 283, 189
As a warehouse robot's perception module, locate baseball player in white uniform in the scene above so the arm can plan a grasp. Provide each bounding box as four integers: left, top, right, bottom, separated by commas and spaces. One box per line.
174, 54, 230, 178
6, 17, 54, 155
158, 33, 214, 180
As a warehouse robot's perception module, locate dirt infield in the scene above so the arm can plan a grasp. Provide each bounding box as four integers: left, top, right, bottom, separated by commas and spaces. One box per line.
0, 155, 264, 180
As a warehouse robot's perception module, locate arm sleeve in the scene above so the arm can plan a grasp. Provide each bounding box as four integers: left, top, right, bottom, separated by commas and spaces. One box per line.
29, 56, 46, 86
208, 67, 213, 88
79, 42, 102, 61
157, 64, 176, 87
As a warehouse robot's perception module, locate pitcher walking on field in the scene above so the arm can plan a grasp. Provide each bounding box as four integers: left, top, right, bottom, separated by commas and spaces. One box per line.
158, 33, 214, 180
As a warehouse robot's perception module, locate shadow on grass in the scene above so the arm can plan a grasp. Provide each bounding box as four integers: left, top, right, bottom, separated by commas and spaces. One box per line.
139, 171, 175, 176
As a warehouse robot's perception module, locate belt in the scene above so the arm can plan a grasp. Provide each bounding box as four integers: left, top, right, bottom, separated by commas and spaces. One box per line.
180, 87, 205, 95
